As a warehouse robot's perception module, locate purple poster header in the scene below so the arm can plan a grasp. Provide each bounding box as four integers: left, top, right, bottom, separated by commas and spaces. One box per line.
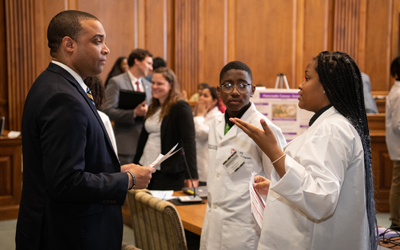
260, 92, 299, 99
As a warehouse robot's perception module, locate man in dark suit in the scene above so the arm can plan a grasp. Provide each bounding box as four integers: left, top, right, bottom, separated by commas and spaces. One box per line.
104, 49, 153, 165
15, 10, 155, 250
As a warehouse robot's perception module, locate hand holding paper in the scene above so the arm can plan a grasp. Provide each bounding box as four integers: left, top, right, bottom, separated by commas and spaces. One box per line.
253, 175, 270, 196
249, 172, 266, 229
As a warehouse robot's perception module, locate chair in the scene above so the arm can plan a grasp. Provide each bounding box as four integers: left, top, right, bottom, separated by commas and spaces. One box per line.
121, 243, 141, 250
127, 189, 187, 250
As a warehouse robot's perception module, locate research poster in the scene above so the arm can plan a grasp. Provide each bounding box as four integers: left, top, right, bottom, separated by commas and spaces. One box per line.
251, 87, 314, 142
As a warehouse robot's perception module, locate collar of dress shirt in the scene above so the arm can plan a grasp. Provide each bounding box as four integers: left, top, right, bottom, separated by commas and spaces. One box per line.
128, 70, 140, 84
51, 60, 87, 92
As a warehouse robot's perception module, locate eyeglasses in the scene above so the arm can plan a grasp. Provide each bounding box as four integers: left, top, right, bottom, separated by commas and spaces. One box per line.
220, 82, 251, 93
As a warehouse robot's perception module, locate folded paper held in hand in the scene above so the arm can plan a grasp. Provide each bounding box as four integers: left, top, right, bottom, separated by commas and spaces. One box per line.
150, 143, 181, 170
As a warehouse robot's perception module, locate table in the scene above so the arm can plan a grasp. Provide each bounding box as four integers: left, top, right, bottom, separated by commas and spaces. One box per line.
172, 191, 207, 235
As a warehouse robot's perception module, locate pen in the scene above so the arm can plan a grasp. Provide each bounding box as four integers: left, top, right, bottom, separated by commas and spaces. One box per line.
187, 189, 194, 194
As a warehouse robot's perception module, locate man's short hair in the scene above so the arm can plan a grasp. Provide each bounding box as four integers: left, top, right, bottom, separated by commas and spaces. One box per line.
128, 49, 153, 67
47, 10, 99, 57
152, 57, 166, 70
219, 61, 253, 84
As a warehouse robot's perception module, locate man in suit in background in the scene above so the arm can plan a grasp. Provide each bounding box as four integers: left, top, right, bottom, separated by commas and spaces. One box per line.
16, 10, 155, 250
104, 49, 153, 165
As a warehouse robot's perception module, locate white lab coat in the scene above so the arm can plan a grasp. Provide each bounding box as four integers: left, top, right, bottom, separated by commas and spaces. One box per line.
258, 107, 369, 250
386, 80, 400, 160
200, 103, 287, 250
194, 106, 222, 182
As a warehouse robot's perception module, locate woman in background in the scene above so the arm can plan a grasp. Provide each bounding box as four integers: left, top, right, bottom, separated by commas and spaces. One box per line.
193, 87, 222, 185
105, 56, 129, 87
231, 51, 378, 250
134, 67, 198, 190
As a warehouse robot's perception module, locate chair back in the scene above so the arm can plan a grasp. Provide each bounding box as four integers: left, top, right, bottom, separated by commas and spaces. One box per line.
127, 189, 187, 250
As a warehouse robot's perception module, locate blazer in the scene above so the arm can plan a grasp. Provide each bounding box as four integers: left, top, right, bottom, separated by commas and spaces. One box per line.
16, 63, 129, 250
103, 72, 152, 156
134, 100, 198, 183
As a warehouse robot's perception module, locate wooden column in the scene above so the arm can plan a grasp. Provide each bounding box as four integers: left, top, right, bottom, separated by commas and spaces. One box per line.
5, 0, 37, 131
174, 0, 200, 97
332, 0, 361, 61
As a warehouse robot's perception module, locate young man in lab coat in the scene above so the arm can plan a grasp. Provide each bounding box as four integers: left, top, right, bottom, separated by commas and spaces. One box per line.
200, 61, 287, 250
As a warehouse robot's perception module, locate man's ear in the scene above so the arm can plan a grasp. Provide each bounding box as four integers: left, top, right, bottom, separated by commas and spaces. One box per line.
250, 85, 256, 97
62, 36, 75, 53
216, 86, 221, 98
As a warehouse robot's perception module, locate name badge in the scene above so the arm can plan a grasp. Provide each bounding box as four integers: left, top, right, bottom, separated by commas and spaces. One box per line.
223, 151, 245, 175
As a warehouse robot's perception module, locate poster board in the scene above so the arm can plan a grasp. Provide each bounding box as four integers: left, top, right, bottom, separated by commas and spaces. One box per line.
251, 87, 313, 142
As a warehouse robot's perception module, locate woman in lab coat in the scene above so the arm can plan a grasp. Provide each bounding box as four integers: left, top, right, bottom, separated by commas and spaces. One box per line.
231, 51, 378, 250
193, 87, 222, 185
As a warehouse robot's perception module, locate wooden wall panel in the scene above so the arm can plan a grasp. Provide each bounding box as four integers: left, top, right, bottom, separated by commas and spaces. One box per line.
200, 0, 226, 86
0, 0, 8, 128
145, 0, 168, 60
5, 0, 37, 131
79, 0, 137, 82
333, 0, 361, 61
364, 0, 393, 93
300, 0, 331, 85
389, 0, 400, 90
234, 0, 296, 88
0, 137, 22, 220
174, 0, 199, 96
2, 0, 400, 127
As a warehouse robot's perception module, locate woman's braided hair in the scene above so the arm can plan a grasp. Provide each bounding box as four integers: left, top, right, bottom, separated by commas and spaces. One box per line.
315, 51, 377, 250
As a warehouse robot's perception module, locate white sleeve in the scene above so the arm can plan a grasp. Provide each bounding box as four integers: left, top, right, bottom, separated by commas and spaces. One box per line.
270, 133, 356, 221
194, 116, 209, 140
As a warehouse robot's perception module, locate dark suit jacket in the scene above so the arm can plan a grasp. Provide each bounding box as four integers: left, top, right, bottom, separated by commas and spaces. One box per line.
134, 100, 198, 189
103, 72, 152, 156
16, 63, 129, 250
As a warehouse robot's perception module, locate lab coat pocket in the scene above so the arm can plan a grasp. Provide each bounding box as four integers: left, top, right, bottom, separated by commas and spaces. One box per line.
221, 220, 257, 250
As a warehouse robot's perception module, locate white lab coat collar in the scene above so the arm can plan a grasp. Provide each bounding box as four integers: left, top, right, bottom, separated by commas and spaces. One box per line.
308, 106, 338, 130
215, 103, 257, 141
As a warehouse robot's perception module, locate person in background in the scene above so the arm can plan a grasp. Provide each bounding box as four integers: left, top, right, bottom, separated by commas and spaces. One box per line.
105, 56, 128, 87
189, 82, 210, 102
386, 56, 400, 229
231, 51, 378, 250
134, 67, 198, 190
145, 56, 166, 83
103, 48, 153, 165
200, 61, 286, 250
85, 76, 118, 154
362, 72, 378, 113
193, 87, 222, 185
16, 10, 155, 250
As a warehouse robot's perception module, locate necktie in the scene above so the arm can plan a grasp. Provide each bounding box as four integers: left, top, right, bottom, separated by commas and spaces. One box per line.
86, 87, 95, 106
136, 80, 141, 92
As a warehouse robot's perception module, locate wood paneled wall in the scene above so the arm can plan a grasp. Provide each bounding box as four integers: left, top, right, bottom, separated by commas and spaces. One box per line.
1, 0, 399, 131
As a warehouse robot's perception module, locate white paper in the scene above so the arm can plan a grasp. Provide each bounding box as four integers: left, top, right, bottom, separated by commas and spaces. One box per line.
150, 190, 174, 200
249, 172, 266, 229
7, 131, 21, 139
149, 143, 181, 170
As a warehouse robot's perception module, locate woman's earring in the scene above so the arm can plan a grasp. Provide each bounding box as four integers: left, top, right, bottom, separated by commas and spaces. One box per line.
323, 91, 325, 94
